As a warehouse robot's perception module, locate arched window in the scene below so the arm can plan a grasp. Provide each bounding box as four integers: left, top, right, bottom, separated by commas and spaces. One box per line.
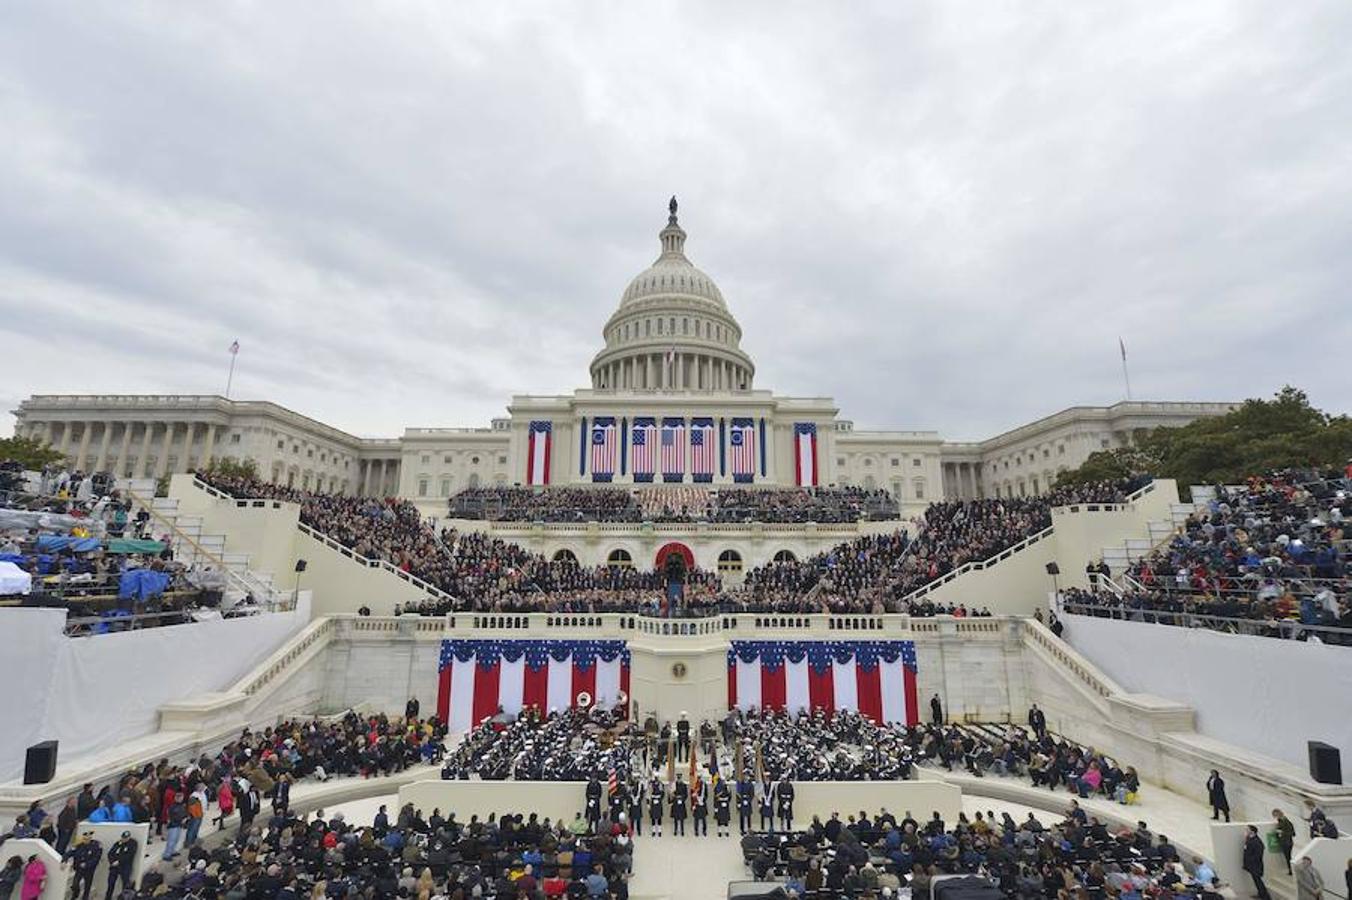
607, 548, 633, 569
718, 549, 743, 574
773, 550, 797, 564
553, 549, 578, 564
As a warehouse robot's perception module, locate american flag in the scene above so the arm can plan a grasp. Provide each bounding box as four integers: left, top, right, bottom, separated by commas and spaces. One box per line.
630, 418, 656, 482
590, 417, 617, 481
690, 418, 715, 481
726, 640, 918, 724
661, 418, 684, 481
730, 418, 755, 483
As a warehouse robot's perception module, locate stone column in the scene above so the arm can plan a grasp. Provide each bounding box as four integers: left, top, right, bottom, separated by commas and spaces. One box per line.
138, 423, 154, 479
76, 421, 93, 470
375, 460, 385, 497
155, 423, 177, 477
117, 423, 134, 477
201, 423, 218, 469
94, 422, 114, 472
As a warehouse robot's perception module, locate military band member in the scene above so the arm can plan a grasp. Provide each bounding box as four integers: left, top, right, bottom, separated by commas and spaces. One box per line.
692, 777, 709, 836
775, 775, 795, 831
759, 776, 774, 831
585, 773, 603, 831
628, 780, 644, 836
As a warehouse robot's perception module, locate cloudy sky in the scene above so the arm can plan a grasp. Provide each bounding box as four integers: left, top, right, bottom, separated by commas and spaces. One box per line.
2, 2, 1350, 440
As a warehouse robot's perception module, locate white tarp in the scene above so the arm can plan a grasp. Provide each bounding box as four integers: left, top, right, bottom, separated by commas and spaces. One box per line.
0, 560, 32, 595
1063, 613, 1352, 769
0, 598, 309, 783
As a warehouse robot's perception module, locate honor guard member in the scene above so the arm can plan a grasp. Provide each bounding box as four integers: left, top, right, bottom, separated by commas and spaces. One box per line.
775, 774, 796, 831
676, 713, 691, 761
609, 778, 627, 823
70, 832, 103, 900
670, 775, 689, 836
628, 779, 644, 837
699, 719, 716, 757
737, 778, 755, 834
107, 831, 138, 899
647, 776, 665, 837
692, 777, 709, 836
585, 772, 604, 831
759, 776, 775, 831
714, 778, 732, 838
658, 722, 672, 766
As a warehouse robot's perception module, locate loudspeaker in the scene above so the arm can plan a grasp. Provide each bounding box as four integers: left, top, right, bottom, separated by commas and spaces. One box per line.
294, 559, 308, 573
24, 741, 58, 785
1308, 741, 1342, 785
1045, 562, 1061, 576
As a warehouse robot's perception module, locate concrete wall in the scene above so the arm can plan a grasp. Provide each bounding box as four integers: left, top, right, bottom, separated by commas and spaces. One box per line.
3, 839, 68, 900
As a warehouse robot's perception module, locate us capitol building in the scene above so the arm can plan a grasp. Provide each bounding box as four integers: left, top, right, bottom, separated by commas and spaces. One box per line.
13, 200, 1232, 522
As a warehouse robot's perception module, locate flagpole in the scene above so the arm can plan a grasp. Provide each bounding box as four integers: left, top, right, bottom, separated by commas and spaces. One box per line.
226, 341, 240, 399
1119, 337, 1132, 401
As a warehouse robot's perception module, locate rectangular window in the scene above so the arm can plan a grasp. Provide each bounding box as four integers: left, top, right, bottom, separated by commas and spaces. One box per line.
421, 454, 430, 464
439, 479, 450, 497
891, 458, 899, 467
231, 434, 241, 444
912, 458, 921, 467
418, 479, 429, 497
914, 481, 925, 499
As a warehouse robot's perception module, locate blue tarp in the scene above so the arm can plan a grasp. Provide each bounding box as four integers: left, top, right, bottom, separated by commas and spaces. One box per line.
35, 535, 103, 553
118, 568, 171, 601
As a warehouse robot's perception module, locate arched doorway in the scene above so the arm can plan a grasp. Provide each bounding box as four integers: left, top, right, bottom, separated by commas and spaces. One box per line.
718, 549, 743, 575
654, 542, 695, 571
773, 549, 797, 564
552, 549, 578, 564
607, 548, 633, 569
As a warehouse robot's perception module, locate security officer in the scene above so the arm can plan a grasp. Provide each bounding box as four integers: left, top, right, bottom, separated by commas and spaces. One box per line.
670, 775, 689, 836
775, 774, 796, 832
714, 778, 732, 838
106, 831, 138, 900
691, 777, 708, 836
737, 778, 755, 834
71, 831, 103, 900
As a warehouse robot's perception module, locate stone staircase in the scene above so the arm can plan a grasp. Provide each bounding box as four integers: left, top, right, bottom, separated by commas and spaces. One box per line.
1097, 490, 1205, 576
116, 477, 283, 605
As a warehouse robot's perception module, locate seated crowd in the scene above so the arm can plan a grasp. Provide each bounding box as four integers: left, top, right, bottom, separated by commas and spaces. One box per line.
447, 485, 900, 525
1065, 467, 1350, 641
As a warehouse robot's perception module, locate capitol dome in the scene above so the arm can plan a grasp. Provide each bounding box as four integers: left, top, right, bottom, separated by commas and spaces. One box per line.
590, 198, 755, 392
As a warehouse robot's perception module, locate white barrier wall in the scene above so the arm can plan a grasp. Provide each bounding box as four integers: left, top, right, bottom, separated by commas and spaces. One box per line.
397, 779, 962, 828
0, 601, 309, 782
1062, 614, 1352, 769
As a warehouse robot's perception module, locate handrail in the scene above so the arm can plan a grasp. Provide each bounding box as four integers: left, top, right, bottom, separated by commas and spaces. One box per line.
902, 526, 1054, 602
1061, 602, 1352, 643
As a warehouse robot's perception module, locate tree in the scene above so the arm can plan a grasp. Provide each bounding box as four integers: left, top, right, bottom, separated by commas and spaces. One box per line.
0, 435, 66, 469
200, 456, 259, 480
1055, 387, 1352, 489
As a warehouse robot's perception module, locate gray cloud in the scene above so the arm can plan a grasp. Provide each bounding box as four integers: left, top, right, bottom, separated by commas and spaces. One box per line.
2, 1, 1350, 441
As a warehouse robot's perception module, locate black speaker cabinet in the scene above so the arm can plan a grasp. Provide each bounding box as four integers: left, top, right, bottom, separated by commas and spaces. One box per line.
1308, 741, 1342, 785
23, 740, 58, 785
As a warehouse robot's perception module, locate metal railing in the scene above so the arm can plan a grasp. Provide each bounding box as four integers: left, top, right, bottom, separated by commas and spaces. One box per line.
1061, 602, 1352, 644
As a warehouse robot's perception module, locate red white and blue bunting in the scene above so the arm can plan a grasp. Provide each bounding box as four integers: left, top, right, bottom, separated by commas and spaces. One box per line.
436, 639, 631, 733
726, 640, 918, 724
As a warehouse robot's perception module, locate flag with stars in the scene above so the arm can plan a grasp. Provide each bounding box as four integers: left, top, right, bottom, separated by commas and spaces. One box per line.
690, 417, 715, 482
726, 640, 918, 725
631, 417, 657, 482
437, 639, 631, 733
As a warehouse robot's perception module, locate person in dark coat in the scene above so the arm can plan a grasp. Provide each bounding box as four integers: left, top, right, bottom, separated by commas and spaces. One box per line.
106, 832, 137, 900
670, 777, 688, 836
691, 778, 708, 836
647, 777, 664, 838
55, 798, 78, 857
1027, 705, 1046, 739
1243, 825, 1270, 900
1207, 770, 1230, 821
930, 694, 943, 725
70, 834, 102, 900
585, 774, 603, 832
775, 776, 795, 832
714, 778, 732, 838
405, 697, 420, 720
736, 778, 754, 835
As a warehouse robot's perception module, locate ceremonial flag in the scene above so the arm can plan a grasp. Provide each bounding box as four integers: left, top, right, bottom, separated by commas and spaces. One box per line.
1119, 336, 1127, 361
608, 769, 619, 797
794, 422, 819, 487
726, 640, 918, 725
590, 417, 617, 482
690, 418, 715, 482
228, 340, 239, 355
631, 418, 657, 483
730, 418, 756, 483
436, 639, 631, 733
526, 421, 552, 486
661, 417, 685, 481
